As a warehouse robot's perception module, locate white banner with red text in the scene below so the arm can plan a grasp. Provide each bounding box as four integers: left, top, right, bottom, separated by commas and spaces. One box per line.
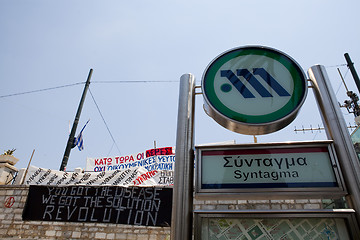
86, 147, 175, 172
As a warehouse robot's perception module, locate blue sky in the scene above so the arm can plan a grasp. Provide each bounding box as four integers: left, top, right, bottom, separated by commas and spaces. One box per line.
1, 0, 359, 171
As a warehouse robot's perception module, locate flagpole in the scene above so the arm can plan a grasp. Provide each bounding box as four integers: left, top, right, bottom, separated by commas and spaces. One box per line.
60, 69, 93, 171
20, 149, 35, 185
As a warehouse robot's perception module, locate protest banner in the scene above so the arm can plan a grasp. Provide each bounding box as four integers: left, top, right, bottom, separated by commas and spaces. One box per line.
86, 147, 175, 172
22, 185, 172, 227
24, 165, 173, 187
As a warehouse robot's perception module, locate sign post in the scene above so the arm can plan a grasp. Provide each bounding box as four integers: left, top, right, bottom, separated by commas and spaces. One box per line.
171, 74, 196, 240
308, 65, 360, 227
172, 46, 360, 238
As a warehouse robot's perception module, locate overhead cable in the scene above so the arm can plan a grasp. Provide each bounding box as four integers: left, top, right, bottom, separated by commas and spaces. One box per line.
325, 63, 347, 68
88, 87, 122, 155
0, 80, 178, 99
92, 80, 178, 83
0, 82, 85, 98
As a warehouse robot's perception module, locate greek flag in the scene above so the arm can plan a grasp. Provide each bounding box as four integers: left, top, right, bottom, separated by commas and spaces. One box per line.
74, 119, 90, 151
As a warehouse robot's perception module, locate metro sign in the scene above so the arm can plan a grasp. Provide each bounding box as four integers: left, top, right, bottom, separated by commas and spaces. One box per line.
202, 46, 307, 135
220, 68, 291, 98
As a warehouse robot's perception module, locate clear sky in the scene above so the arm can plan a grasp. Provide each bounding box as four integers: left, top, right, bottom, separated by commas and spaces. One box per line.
1, 0, 359, 171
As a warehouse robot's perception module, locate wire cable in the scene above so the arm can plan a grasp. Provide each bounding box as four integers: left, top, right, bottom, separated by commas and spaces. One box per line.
0, 82, 85, 99
0, 80, 178, 99
106, 142, 115, 157
88, 87, 122, 155
92, 80, 179, 83
325, 63, 347, 68
335, 68, 350, 95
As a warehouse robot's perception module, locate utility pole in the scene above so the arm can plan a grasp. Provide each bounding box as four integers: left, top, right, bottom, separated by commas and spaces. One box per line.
60, 69, 93, 171
343, 54, 360, 124
344, 53, 360, 94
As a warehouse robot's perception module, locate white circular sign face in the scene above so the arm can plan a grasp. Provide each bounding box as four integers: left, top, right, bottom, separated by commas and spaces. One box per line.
214, 54, 294, 116
202, 46, 307, 135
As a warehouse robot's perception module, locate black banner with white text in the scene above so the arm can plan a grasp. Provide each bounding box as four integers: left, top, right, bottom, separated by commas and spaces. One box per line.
22, 185, 172, 227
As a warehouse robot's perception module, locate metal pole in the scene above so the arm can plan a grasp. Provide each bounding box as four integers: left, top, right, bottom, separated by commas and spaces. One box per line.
344, 53, 360, 94
60, 69, 93, 171
21, 149, 35, 185
171, 73, 196, 240
308, 65, 360, 227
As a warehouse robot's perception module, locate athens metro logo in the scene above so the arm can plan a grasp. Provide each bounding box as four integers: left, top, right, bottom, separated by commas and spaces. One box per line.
201, 46, 307, 135
220, 68, 290, 98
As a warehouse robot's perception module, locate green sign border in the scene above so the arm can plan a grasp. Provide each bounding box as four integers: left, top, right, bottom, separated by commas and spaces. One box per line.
203, 47, 307, 124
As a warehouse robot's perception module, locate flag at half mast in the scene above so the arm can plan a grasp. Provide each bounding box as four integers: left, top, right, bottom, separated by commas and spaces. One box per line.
72, 119, 90, 151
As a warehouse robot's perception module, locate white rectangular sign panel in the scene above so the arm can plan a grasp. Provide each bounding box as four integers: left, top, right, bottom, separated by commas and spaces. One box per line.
196, 141, 346, 198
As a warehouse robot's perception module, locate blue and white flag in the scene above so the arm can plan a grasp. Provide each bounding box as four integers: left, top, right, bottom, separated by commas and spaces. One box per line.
74, 119, 90, 151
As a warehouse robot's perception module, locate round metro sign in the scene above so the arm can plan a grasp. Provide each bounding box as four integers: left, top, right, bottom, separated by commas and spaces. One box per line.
202, 46, 307, 135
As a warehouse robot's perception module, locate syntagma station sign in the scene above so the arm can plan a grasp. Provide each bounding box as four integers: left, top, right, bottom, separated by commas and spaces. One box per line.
202, 46, 307, 135
195, 141, 346, 199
